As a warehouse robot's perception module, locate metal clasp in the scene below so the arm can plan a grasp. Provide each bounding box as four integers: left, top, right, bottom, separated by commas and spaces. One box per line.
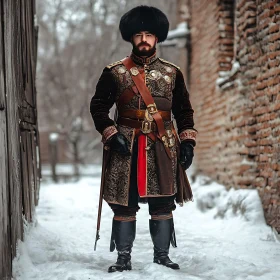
161, 135, 169, 147
147, 103, 158, 115
166, 129, 175, 148
141, 120, 152, 134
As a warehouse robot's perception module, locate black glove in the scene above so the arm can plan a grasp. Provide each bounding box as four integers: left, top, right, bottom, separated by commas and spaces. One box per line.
109, 133, 131, 156
179, 142, 194, 170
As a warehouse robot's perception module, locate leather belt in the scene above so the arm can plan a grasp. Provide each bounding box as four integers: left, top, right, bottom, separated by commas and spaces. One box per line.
117, 117, 157, 131
118, 109, 171, 121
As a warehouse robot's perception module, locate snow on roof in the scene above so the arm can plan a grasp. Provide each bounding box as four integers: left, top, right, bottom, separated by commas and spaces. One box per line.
167, 22, 190, 40
161, 22, 189, 47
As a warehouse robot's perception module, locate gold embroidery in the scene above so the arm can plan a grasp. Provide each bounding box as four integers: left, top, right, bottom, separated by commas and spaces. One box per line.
106, 59, 124, 69
179, 129, 197, 141
159, 58, 180, 70
165, 66, 173, 73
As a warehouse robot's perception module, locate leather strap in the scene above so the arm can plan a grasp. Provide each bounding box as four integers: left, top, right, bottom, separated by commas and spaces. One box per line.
122, 57, 171, 158
118, 109, 171, 121
117, 118, 157, 142
117, 117, 157, 131
117, 88, 135, 107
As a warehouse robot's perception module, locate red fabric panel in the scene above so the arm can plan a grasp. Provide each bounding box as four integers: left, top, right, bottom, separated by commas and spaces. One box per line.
137, 134, 147, 197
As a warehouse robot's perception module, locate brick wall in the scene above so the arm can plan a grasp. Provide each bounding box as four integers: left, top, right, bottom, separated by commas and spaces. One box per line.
186, 0, 280, 232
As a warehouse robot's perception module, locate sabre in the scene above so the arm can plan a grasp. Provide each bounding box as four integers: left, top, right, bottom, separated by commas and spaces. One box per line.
94, 145, 110, 251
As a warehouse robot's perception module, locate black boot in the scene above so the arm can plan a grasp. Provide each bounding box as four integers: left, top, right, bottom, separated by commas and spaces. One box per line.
149, 218, 180, 270
108, 219, 136, 273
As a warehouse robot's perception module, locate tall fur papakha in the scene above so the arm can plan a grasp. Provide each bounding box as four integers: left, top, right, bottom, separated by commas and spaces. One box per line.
119, 5, 169, 43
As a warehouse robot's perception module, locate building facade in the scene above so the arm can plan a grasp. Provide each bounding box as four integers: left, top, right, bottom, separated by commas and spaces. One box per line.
172, 0, 280, 232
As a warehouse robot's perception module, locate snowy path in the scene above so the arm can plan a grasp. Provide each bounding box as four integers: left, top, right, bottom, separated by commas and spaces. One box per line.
13, 173, 280, 280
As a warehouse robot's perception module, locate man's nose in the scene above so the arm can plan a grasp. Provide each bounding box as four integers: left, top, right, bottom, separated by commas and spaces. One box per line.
141, 33, 147, 42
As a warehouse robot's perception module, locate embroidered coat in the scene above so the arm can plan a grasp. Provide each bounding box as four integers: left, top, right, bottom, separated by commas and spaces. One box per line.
90, 53, 197, 206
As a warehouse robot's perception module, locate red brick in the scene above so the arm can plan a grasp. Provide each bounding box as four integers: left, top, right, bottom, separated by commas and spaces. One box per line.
268, 32, 280, 42
258, 18, 271, 30
269, 24, 279, 34
268, 59, 280, 68
261, 1, 278, 10
274, 5, 280, 13
259, 9, 275, 21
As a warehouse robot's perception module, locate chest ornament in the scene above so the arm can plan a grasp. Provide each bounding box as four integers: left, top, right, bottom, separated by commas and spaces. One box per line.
164, 75, 172, 84
130, 67, 139, 76
149, 70, 162, 80
165, 66, 173, 73
117, 66, 126, 74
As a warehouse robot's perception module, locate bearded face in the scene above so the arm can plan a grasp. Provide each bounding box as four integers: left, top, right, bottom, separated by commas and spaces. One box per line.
132, 31, 158, 57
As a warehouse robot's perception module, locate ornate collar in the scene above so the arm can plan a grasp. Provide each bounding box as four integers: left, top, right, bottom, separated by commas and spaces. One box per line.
130, 52, 157, 65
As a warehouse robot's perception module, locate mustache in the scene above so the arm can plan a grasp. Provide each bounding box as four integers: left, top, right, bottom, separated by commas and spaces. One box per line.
137, 42, 151, 48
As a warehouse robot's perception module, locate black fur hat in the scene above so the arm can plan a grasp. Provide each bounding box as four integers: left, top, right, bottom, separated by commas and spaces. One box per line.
119, 6, 169, 43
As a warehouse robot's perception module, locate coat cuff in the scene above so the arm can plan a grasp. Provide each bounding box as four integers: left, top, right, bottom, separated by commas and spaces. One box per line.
102, 125, 118, 143
179, 129, 197, 143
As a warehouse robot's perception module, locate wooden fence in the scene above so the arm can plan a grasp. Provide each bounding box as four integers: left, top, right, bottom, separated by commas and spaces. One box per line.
0, 0, 40, 278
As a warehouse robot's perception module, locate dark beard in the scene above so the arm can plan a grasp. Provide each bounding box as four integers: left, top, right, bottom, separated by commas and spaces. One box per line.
132, 42, 156, 57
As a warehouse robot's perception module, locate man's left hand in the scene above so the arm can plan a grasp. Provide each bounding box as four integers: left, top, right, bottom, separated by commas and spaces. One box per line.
179, 142, 194, 170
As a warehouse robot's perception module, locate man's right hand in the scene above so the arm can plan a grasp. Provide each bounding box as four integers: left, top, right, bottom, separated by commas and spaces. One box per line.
109, 133, 131, 156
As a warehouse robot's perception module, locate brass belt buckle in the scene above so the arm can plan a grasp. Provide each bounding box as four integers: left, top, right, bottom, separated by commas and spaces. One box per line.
143, 103, 157, 128
141, 120, 152, 134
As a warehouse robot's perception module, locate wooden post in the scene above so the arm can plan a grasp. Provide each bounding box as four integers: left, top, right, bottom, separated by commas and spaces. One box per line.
0, 0, 12, 277
49, 133, 59, 183
3, 0, 24, 261
73, 140, 80, 180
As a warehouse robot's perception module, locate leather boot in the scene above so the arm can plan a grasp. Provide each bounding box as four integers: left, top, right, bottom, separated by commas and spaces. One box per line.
149, 218, 180, 269
108, 219, 136, 273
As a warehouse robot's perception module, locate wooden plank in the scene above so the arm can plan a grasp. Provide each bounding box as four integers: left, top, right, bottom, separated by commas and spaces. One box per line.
0, 0, 12, 278
20, 0, 36, 124
22, 0, 35, 107
19, 123, 41, 206
4, 0, 24, 258
20, 131, 31, 222
27, 131, 35, 219
35, 129, 41, 205
31, 130, 39, 206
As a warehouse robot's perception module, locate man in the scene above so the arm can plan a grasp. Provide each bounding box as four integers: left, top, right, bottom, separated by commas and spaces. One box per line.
90, 5, 197, 273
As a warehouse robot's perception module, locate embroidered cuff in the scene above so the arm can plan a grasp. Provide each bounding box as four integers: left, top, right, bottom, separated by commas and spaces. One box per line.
102, 125, 118, 143
179, 129, 197, 142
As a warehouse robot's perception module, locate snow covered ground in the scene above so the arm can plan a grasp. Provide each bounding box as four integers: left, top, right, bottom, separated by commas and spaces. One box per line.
13, 168, 280, 280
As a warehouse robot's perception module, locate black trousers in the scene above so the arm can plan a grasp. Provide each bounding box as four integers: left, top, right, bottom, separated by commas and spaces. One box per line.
109, 138, 176, 217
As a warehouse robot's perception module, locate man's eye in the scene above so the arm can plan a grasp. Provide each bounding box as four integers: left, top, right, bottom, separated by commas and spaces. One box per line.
147, 34, 152, 36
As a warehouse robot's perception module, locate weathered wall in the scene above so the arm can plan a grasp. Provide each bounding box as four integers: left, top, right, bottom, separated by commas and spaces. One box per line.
0, 0, 40, 278
187, 0, 280, 232
0, 1, 12, 278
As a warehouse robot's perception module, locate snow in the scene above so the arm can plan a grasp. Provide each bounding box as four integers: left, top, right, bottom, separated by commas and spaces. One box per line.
167, 22, 190, 40
41, 164, 102, 177
216, 60, 241, 88
12, 169, 280, 280
161, 22, 190, 48
49, 133, 59, 142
